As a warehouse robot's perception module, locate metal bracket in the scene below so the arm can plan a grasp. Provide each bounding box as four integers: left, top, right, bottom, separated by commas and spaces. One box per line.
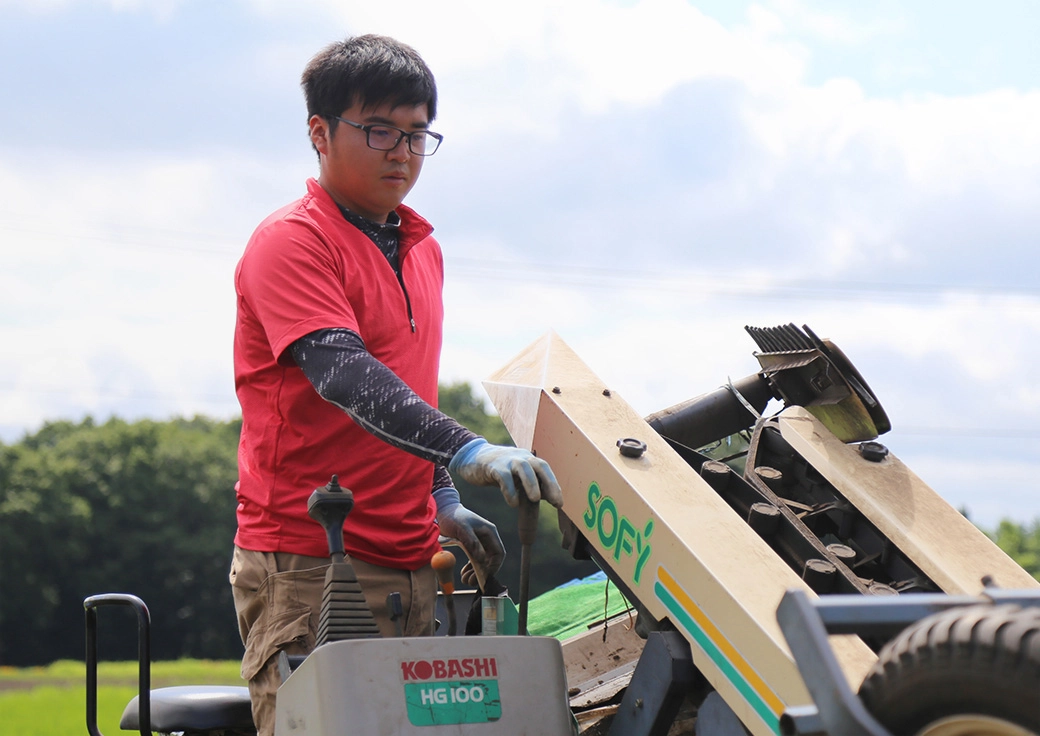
607, 630, 697, 736
775, 588, 1040, 735
775, 590, 891, 736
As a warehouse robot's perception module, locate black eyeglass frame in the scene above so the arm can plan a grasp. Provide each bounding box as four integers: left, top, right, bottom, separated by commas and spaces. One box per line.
330, 116, 443, 156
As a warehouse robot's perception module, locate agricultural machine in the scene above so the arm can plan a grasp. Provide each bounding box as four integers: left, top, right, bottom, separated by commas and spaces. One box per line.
86, 325, 1040, 735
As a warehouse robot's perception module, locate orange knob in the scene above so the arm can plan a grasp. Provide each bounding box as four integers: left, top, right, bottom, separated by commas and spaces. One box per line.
431, 549, 456, 596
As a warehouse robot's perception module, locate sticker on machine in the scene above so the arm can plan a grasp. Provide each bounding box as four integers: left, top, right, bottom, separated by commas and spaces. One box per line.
400, 657, 502, 725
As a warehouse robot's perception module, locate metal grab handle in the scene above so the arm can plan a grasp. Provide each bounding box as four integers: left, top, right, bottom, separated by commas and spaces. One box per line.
84, 593, 151, 736
517, 494, 539, 635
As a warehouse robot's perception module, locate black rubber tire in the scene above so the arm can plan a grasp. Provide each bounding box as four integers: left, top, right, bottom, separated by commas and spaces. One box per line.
858, 604, 1040, 735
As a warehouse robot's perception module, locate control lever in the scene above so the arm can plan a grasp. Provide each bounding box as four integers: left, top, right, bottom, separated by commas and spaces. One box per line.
517, 494, 539, 636
307, 475, 353, 564
306, 475, 380, 643
432, 549, 458, 636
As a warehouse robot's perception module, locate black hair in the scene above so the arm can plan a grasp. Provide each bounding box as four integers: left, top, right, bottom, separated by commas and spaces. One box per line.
301, 34, 438, 127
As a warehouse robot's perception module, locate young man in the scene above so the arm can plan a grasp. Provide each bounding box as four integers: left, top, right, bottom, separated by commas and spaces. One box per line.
229, 35, 562, 734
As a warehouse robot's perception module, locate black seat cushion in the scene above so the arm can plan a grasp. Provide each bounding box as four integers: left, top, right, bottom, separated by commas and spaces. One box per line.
120, 685, 254, 732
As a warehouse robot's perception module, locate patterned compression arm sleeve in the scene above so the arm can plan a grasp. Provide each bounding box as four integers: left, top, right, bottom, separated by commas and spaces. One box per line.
289, 328, 479, 466
433, 464, 454, 492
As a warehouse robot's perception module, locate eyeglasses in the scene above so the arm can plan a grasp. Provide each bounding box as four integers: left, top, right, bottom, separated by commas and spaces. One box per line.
331, 116, 443, 156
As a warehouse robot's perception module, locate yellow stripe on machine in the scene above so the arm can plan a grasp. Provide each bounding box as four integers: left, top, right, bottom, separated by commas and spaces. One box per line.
484, 332, 878, 736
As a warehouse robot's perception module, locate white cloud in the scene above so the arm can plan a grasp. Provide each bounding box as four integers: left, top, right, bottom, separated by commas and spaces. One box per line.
756, 0, 907, 46
3, 0, 1039, 524
245, 0, 810, 137
0, 151, 261, 435
904, 451, 1040, 528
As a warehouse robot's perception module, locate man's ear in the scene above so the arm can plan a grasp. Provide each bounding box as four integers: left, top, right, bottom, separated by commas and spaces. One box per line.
308, 114, 330, 156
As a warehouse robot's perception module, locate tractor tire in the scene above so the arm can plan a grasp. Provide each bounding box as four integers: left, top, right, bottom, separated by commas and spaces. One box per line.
858, 603, 1040, 736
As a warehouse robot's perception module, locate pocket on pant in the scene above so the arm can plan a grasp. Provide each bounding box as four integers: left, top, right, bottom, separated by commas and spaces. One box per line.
229, 547, 267, 592
240, 565, 326, 681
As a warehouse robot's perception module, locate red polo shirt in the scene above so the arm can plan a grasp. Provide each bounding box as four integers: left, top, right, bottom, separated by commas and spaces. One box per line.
233, 178, 444, 569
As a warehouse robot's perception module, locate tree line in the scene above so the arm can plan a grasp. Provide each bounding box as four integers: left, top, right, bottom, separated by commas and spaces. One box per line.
0, 384, 598, 666
1, 385, 1038, 666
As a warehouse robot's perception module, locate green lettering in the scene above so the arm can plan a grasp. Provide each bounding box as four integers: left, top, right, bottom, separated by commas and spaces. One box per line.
583, 482, 601, 530
597, 497, 619, 550
582, 484, 655, 587
633, 519, 655, 583
614, 517, 636, 561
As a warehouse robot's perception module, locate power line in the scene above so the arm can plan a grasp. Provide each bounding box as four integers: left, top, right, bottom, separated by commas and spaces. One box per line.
446, 257, 1040, 304
0, 218, 241, 256
0, 383, 236, 404
3, 215, 1038, 303
1, 384, 1037, 441
893, 426, 1040, 439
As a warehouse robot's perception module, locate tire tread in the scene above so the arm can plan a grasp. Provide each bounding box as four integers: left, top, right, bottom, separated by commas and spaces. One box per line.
858, 604, 1040, 735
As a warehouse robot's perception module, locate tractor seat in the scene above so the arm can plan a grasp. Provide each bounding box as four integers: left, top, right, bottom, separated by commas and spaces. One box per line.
120, 685, 254, 733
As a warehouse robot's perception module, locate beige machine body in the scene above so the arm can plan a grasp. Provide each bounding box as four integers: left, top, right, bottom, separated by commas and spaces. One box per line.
484, 332, 1036, 736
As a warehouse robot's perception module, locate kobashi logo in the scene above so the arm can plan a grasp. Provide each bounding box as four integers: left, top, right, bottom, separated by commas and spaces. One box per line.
401, 657, 502, 725
401, 658, 498, 681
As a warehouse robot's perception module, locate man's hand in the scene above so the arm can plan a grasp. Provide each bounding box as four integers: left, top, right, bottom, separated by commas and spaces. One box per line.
433, 487, 505, 585
448, 438, 564, 508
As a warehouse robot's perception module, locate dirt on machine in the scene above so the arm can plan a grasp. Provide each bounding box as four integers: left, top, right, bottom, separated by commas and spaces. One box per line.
86, 324, 1040, 736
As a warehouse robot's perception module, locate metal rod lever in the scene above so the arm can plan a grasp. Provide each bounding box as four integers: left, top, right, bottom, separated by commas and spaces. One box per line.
517, 494, 539, 635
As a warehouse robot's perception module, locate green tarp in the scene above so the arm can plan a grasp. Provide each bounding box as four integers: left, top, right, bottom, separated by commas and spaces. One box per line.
526, 573, 634, 641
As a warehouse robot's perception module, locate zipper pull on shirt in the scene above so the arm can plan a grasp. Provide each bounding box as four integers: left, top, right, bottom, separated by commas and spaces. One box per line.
336, 204, 417, 332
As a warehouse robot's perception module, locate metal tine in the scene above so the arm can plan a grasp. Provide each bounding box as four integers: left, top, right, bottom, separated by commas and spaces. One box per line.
745, 325, 778, 352
769, 326, 793, 351
769, 325, 791, 351
763, 325, 795, 351
744, 325, 771, 352
781, 323, 814, 350
770, 324, 806, 351
746, 323, 815, 353
766, 327, 787, 351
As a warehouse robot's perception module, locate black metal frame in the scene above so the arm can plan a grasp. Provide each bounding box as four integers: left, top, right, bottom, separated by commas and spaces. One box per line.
775, 587, 1040, 736
607, 630, 698, 736
84, 593, 151, 736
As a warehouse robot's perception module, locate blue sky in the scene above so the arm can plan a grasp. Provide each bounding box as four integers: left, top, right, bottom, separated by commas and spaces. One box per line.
735, 0, 1040, 96
1, 0, 1038, 527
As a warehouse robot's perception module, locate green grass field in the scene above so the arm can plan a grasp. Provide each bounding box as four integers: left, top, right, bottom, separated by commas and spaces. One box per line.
0, 659, 244, 736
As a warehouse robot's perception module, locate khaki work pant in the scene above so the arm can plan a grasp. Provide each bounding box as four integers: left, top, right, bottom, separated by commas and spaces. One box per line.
229, 546, 436, 736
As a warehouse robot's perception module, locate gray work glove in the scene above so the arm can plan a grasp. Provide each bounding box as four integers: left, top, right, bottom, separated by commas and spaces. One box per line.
448, 438, 564, 508
433, 486, 505, 585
